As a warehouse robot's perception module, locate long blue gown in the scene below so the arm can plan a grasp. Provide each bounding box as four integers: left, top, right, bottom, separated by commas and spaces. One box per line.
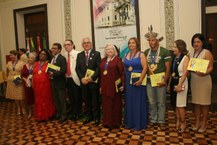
123, 53, 148, 130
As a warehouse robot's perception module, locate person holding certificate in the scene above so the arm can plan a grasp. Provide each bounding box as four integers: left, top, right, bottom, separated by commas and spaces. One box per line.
99, 44, 125, 128
123, 37, 148, 130
76, 37, 101, 125
189, 33, 213, 133
144, 25, 172, 130
49, 43, 67, 123
168, 40, 189, 132
32, 49, 55, 121
6, 50, 25, 116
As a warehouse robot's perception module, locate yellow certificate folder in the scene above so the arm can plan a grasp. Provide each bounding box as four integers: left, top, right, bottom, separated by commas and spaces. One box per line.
130, 72, 147, 86
150, 72, 165, 87
115, 78, 122, 92
45, 63, 60, 73
187, 58, 209, 73
85, 69, 98, 83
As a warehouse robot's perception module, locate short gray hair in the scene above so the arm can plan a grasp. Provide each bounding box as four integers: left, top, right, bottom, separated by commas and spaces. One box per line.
28, 52, 37, 60
104, 44, 118, 58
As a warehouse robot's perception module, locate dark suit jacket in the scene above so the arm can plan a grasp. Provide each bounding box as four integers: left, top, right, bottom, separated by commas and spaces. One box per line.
51, 54, 67, 88
76, 49, 101, 83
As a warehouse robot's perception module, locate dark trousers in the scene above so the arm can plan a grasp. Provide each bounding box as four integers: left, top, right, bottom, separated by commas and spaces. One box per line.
81, 83, 100, 120
51, 83, 66, 118
66, 78, 82, 117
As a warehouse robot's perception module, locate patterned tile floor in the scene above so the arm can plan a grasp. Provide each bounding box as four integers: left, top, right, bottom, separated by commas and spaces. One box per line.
0, 100, 217, 145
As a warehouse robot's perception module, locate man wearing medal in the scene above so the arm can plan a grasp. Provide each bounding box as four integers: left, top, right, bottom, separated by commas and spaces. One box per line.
144, 25, 172, 130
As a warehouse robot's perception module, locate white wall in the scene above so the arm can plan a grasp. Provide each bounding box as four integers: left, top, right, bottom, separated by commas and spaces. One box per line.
71, 0, 92, 50
0, 0, 65, 70
139, 0, 165, 50
0, 0, 202, 70
174, 0, 201, 50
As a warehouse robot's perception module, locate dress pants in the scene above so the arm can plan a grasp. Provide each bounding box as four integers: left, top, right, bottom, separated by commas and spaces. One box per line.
81, 83, 100, 120
66, 78, 82, 117
51, 83, 66, 119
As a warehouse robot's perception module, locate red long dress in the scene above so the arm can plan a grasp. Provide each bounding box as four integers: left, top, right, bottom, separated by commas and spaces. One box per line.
21, 64, 34, 105
100, 56, 125, 127
32, 61, 55, 121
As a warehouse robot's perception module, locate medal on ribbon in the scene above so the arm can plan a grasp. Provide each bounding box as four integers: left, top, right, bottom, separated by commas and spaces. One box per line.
150, 64, 155, 69
128, 66, 133, 71
128, 51, 137, 72
103, 70, 108, 75
38, 62, 44, 75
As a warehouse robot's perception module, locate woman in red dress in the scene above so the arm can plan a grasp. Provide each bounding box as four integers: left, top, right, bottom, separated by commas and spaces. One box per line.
21, 53, 36, 119
100, 44, 125, 128
32, 49, 55, 121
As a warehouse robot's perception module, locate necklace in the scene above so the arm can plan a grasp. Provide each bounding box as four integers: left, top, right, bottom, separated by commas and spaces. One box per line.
193, 48, 203, 58
128, 51, 137, 71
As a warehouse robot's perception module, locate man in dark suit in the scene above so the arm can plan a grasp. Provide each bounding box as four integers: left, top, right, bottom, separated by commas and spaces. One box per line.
49, 43, 67, 123
76, 37, 101, 125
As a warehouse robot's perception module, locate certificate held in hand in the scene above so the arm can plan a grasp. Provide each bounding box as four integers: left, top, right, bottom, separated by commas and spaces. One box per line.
85, 69, 98, 83
150, 72, 165, 87
187, 58, 209, 73
115, 78, 122, 92
130, 72, 147, 86
13, 75, 22, 86
45, 63, 60, 73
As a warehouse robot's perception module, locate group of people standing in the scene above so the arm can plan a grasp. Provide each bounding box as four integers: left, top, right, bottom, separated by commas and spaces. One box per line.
5, 27, 213, 133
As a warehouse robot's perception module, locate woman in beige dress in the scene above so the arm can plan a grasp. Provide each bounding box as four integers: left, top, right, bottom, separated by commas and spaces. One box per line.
6, 50, 25, 115
189, 33, 213, 133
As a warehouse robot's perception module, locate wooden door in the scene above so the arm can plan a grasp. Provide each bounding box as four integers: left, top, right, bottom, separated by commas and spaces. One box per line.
24, 11, 49, 52
206, 13, 217, 60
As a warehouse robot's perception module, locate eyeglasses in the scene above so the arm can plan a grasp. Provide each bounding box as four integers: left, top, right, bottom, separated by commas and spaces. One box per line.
51, 47, 58, 49
64, 43, 71, 47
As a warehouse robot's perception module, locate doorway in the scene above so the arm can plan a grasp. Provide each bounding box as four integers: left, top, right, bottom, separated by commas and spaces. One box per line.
202, 0, 217, 112
13, 4, 49, 51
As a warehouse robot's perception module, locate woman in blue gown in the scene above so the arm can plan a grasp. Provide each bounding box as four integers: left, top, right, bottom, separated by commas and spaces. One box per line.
123, 37, 148, 130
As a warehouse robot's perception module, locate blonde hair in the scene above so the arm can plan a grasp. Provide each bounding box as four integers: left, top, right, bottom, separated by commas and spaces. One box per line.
104, 44, 118, 58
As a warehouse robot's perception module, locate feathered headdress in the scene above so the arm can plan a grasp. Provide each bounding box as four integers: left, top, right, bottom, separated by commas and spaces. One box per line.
144, 25, 163, 41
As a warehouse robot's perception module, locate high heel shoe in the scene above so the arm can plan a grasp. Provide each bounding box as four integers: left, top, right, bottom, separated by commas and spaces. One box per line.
17, 110, 21, 115
28, 113, 32, 119
198, 126, 207, 133
178, 126, 186, 133
173, 118, 180, 131
192, 125, 200, 131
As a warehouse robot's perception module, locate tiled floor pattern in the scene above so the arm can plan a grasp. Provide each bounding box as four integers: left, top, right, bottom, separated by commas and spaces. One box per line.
0, 100, 217, 145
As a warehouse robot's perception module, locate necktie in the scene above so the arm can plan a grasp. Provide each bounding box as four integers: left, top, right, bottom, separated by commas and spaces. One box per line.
66, 53, 71, 76
85, 51, 89, 66
52, 56, 56, 64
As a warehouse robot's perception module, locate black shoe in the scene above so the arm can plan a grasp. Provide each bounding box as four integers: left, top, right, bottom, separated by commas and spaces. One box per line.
60, 116, 67, 123
69, 115, 78, 121
94, 119, 100, 125
83, 117, 92, 124
50, 114, 61, 120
